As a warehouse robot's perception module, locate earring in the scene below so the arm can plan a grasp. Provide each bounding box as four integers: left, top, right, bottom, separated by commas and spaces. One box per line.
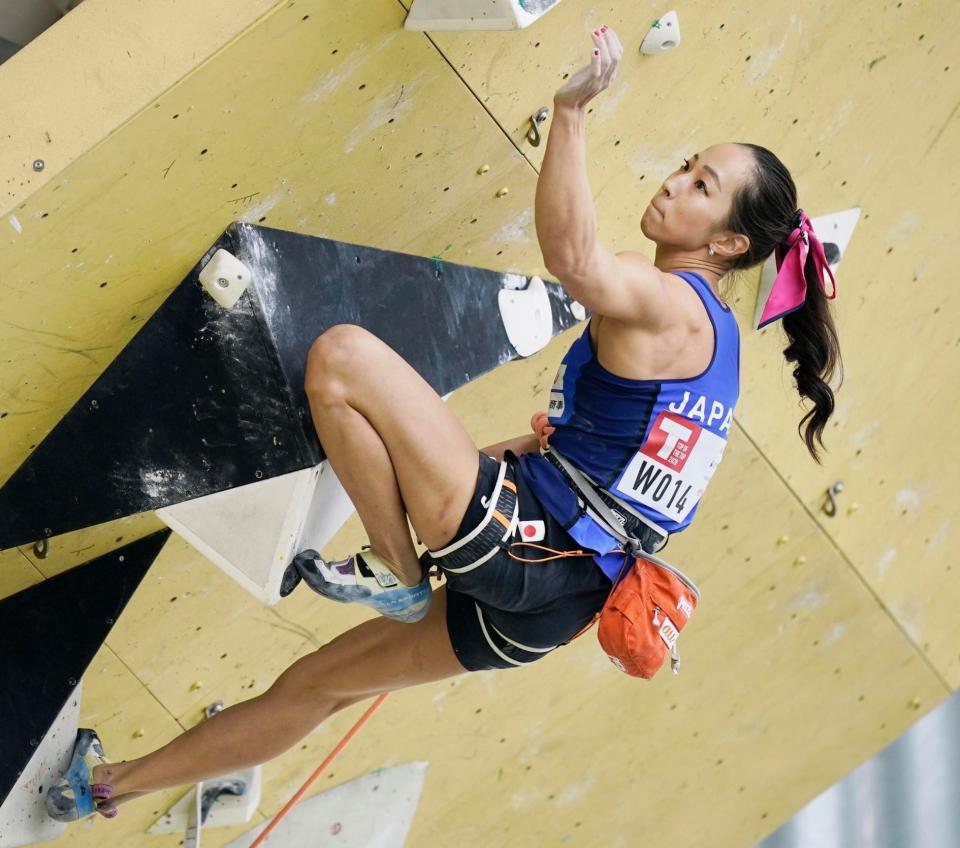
708, 246, 715, 256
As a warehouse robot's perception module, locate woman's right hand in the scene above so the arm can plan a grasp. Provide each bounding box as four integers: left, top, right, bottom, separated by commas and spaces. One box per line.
531, 411, 556, 449
553, 25, 625, 112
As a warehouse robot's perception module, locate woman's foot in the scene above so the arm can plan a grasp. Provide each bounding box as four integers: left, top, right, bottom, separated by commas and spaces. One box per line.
46, 729, 118, 821
280, 547, 432, 623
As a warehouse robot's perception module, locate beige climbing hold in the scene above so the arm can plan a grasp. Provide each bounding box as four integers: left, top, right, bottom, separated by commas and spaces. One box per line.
133, 728, 145, 739
776, 535, 790, 546
496, 187, 509, 197
908, 696, 922, 710
190, 681, 203, 691
793, 555, 807, 567
477, 164, 490, 175
846, 501, 860, 515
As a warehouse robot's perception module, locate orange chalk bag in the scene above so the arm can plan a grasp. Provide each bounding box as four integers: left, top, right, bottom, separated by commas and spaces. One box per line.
593, 549, 700, 679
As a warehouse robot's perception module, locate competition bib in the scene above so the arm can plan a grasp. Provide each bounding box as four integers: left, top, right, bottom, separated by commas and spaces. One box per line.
548, 363, 567, 418
613, 410, 726, 523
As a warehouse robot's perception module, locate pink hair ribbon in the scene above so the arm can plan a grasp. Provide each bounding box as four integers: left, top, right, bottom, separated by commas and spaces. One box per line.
756, 209, 838, 330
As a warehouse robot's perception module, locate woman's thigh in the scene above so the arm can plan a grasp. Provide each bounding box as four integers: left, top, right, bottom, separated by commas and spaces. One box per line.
304, 324, 481, 550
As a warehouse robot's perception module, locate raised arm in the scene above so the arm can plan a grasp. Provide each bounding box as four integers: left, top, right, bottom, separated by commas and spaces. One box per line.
535, 29, 678, 329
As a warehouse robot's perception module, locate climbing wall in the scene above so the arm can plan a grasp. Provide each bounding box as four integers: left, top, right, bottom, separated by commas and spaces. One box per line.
1, 0, 957, 845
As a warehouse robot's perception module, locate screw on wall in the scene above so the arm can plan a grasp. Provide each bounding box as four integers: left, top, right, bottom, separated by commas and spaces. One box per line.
33, 159, 45, 171
822, 481, 844, 517
33, 528, 52, 559
526, 107, 550, 146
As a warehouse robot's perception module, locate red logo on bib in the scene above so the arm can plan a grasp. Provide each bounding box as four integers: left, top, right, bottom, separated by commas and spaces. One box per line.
640, 411, 702, 472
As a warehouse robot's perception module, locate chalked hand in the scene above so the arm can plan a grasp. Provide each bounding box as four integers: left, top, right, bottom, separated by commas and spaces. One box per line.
554, 25, 625, 111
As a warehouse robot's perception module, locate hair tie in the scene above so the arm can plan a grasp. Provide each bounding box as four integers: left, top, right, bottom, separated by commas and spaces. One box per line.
756, 209, 838, 330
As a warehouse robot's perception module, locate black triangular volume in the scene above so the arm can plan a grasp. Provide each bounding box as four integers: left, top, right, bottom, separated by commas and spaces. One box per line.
0, 223, 581, 550
0, 528, 170, 805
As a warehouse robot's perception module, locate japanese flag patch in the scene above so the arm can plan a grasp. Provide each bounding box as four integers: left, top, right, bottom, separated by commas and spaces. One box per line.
518, 520, 545, 542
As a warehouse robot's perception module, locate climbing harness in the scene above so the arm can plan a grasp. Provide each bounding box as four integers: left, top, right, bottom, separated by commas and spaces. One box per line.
425, 460, 520, 573
542, 446, 669, 556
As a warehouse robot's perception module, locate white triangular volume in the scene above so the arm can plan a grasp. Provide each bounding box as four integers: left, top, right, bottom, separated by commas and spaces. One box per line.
157, 467, 319, 605
148, 767, 262, 835
754, 207, 860, 330
296, 461, 357, 555
498, 275, 553, 358
157, 460, 356, 605
0, 686, 81, 848
405, 0, 562, 31
639, 11, 682, 54
226, 762, 429, 848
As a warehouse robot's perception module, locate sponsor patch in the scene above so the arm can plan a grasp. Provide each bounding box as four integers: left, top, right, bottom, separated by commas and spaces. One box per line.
658, 616, 679, 649
614, 410, 728, 523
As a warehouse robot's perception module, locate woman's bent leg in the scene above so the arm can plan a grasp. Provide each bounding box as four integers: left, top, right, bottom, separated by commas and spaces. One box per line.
304, 325, 481, 585
92, 588, 466, 801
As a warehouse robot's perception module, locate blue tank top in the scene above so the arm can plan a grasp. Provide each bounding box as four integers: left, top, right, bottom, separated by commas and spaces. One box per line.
517, 271, 740, 581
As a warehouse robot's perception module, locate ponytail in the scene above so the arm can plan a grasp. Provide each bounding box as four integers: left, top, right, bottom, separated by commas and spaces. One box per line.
722, 143, 844, 463
780, 252, 843, 464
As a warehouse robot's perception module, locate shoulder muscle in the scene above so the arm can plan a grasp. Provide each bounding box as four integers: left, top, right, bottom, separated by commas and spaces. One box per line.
548, 245, 690, 329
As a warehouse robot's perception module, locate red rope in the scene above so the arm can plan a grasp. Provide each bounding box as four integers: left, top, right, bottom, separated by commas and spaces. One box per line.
248, 692, 390, 847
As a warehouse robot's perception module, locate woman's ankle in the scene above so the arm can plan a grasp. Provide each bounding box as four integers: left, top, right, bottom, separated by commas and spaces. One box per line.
91, 762, 120, 790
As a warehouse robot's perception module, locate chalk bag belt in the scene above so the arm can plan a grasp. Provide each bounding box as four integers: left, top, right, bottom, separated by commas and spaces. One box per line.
426, 460, 519, 574
542, 447, 669, 556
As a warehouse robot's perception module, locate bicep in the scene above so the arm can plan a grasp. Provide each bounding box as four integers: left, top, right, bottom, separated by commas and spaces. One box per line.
547, 245, 675, 327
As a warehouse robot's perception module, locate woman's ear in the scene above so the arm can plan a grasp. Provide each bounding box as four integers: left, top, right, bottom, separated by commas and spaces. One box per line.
714, 232, 751, 262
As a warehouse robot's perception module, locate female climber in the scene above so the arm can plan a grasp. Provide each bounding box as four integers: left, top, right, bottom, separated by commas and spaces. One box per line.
48, 24, 840, 821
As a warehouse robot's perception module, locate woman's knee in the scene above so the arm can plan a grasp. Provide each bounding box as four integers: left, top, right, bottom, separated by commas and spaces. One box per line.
305, 324, 374, 394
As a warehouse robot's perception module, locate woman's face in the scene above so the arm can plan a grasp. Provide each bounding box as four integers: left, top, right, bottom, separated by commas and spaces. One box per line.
640, 143, 755, 253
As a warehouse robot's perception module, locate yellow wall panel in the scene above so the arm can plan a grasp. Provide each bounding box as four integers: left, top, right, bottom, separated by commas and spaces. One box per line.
0, 0, 281, 214
104, 534, 317, 726
0, 545, 42, 598
15, 511, 166, 579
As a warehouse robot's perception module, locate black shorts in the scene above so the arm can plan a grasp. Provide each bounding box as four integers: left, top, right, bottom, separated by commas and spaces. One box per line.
437, 450, 612, 672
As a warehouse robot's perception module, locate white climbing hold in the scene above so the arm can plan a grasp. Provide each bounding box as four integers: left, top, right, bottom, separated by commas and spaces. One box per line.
498, 275, 553, 358
149, 767, 262, 835
0, 685, 81, 847
198, 249, 253, 309
640, 11, 681, 54
405, 0, 564, 31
